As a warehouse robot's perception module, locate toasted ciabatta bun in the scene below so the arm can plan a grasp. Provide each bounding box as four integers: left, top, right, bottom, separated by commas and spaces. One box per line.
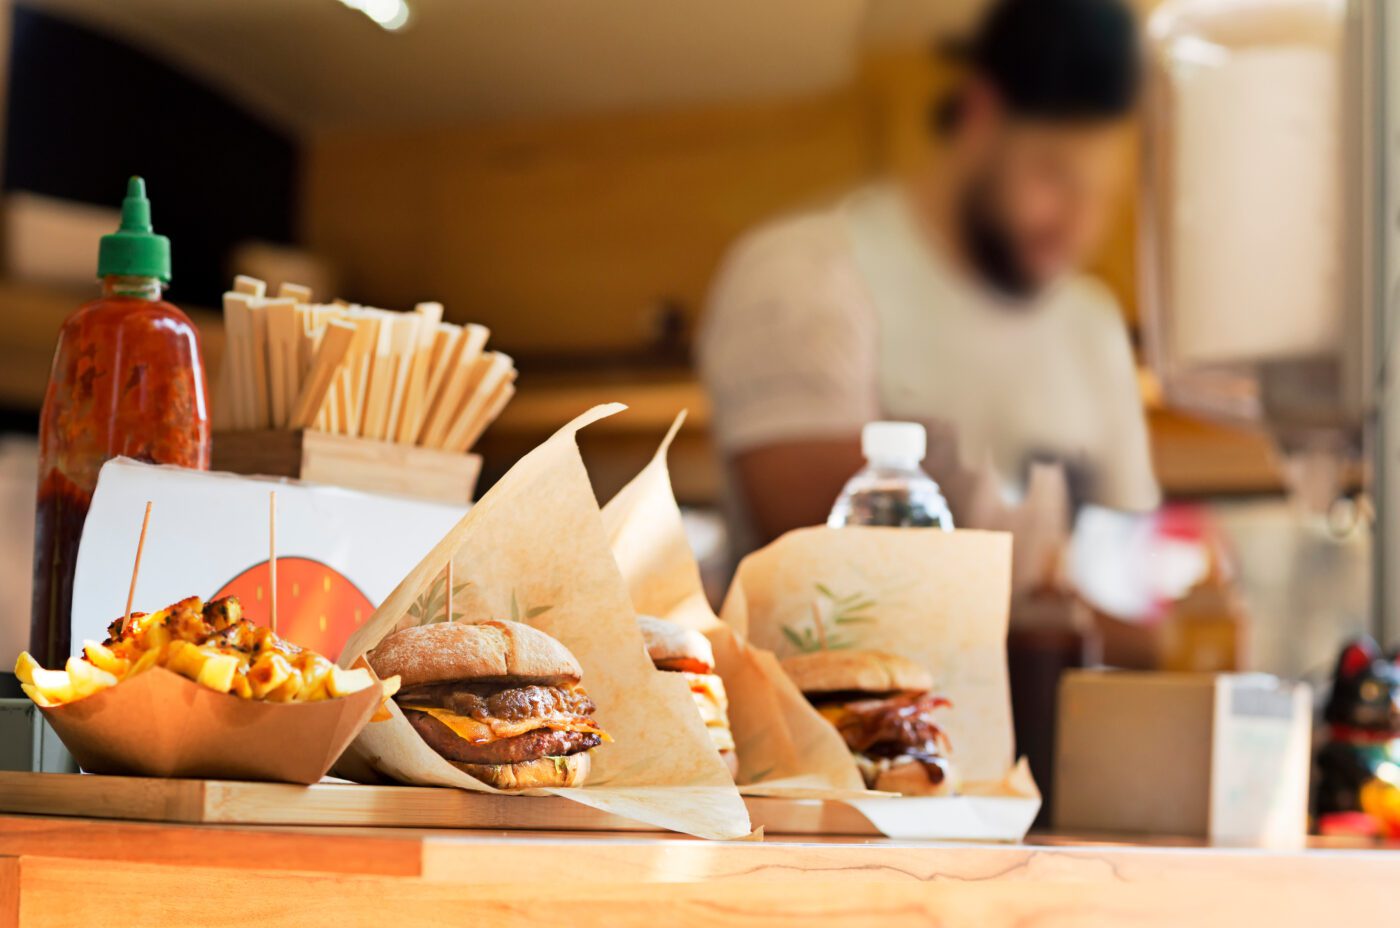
780, 649, 934, 696
637, 615, 714, 673
450, 751, 591, 790
870, 755, 959, 797
369, 620, 582, 688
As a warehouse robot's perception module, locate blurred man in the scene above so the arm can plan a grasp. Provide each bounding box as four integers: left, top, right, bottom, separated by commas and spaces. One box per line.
698, 0, 1157, 572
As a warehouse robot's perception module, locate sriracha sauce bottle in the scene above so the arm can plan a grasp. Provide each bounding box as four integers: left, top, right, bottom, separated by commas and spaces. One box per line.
30, 177, 210, 667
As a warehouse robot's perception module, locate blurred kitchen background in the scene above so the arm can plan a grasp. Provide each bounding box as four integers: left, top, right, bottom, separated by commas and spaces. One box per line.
0, 0, 1385, 698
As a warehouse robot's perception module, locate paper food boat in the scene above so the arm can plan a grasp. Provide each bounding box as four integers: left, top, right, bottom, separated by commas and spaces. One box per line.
41, 666, 383, 784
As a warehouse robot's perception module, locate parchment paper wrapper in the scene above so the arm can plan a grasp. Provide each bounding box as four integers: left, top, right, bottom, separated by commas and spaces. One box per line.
720, 526, 1041, 840
339, 404, 752, 840
601, 413, 865, 797
41, 667, 382, 784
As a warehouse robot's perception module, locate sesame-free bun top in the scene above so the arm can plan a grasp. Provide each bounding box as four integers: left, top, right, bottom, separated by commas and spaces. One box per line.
780, 649, 933, 696
637, 615, 714, 671
368, 620, 582, 689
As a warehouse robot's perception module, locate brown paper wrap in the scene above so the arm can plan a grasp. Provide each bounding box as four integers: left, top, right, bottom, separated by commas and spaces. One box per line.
601, 413, 864, 796
338, 404, 752, 840
41, 667, 382, 784
720, 527, 1026, 790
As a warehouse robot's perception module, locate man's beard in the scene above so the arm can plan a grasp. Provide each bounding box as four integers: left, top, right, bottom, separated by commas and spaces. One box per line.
958, 180, 1039, 300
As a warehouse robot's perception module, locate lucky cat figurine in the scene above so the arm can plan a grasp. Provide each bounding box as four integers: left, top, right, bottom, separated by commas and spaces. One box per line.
1314, 637, 1400, 837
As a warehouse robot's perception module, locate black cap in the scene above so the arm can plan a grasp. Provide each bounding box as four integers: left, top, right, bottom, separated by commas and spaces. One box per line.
939, 0, 1141, 129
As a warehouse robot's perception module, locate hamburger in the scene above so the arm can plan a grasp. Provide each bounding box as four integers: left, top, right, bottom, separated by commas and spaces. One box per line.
368, 620, 607, 789
781, 649, 958, 796
637, 615, 738, 778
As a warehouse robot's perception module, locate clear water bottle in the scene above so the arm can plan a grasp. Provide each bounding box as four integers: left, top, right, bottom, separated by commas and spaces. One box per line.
827, 422, 954, 529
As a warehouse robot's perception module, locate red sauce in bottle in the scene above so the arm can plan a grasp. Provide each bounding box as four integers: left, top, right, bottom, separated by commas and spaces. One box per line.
30, 182, 210, 667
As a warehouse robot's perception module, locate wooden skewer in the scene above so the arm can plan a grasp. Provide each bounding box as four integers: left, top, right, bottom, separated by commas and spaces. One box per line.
445, 559, 454, 623
811, 601, 827, 652
122, 501, 153, 636
269, 491, 278, 635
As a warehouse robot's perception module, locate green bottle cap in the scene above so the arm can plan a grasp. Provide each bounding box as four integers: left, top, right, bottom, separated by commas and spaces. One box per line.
96, 176, 171, 282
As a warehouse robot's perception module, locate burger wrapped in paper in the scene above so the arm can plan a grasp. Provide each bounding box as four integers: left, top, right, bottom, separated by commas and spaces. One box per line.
781, 649, 959, 796
637, 615, 737, 778
367, 619, 609, 790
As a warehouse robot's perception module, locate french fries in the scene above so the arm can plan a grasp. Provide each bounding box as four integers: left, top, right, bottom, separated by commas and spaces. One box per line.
15, 594, 391, 708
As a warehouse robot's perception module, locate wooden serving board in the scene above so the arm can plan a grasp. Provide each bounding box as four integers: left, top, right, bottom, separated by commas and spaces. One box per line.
0, 771, 881, 835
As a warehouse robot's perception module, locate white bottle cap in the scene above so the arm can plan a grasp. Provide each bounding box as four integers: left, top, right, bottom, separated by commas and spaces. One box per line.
861, 421, 926, 465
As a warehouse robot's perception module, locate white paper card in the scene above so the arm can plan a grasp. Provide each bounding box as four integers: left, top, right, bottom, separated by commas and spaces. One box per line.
71, 459, 465, 659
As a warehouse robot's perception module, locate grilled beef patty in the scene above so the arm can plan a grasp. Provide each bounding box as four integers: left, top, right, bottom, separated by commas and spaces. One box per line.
405, 710, 601, 764
396, 682, 595, 721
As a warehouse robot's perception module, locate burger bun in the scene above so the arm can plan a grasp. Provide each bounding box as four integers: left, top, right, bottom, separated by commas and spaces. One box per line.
637, 615, 714, 673
369, 620, 582, 689
450, 751, 592, 790
781, 649, 934, 696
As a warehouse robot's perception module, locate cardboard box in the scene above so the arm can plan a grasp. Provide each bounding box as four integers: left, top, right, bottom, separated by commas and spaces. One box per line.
1054, 671, 1311, 846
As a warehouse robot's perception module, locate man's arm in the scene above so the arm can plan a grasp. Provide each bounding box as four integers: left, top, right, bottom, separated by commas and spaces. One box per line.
733, 438, 864, 544
697, 212, 879, 552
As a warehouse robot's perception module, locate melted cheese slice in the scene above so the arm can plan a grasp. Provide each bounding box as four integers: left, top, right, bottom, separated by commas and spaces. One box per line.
405, 706, 610, 744
680, 674, 728, 716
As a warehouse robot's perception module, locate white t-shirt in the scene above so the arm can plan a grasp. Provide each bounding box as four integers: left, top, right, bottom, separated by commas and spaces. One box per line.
698, 184, 1159, 569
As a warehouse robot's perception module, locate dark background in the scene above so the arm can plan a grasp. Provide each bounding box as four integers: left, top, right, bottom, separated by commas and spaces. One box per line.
3, 6, 299, 308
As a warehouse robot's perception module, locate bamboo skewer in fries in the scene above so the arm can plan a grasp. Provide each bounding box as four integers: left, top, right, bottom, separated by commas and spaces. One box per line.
213, 276, 514, 454
269, 491, 279, 635
123, 501, 154, 636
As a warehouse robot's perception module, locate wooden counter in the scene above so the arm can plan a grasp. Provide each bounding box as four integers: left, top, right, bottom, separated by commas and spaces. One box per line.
0, 814, 1395, 927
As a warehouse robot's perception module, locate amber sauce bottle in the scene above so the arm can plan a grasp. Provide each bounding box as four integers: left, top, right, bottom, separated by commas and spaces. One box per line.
30, 177, 209, 667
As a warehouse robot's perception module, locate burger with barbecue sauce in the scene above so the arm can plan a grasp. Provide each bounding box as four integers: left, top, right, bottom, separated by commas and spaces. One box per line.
781, 649, 958, 796
368, 620, 607, 789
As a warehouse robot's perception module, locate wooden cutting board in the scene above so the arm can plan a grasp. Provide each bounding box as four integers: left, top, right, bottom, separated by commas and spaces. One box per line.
0, 770, 879, 835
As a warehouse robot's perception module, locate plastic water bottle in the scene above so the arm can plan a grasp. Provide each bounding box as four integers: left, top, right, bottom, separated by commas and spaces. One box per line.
827, 422, 954, 529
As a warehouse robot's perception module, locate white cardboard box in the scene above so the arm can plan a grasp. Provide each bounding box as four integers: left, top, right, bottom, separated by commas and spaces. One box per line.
1054, 671, 1312, 846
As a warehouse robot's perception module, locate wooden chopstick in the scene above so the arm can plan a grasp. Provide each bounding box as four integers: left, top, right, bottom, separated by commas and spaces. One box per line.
441, 352, 513, 452
263, 298, 298, 429
456, 371, 516, 453
289, 320, 356, 429
215, 280, 516, 449
394, 302, 444, 444
419, 324, 489, 448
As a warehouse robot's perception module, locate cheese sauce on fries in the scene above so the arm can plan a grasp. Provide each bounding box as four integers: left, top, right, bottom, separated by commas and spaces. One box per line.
15, 595, 383, 707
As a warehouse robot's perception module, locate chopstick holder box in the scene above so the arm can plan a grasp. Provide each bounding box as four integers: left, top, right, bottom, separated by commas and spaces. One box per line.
213, 429, 480, 505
